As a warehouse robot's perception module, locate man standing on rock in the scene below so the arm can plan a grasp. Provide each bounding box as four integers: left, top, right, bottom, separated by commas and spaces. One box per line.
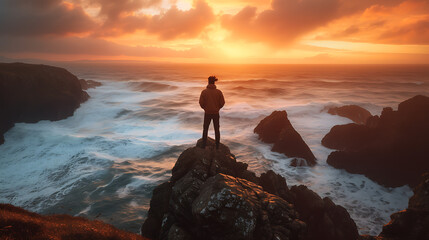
199, 76, 225, 149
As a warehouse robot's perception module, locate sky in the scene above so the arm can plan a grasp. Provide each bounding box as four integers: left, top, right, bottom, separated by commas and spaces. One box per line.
0, 0, 428, 64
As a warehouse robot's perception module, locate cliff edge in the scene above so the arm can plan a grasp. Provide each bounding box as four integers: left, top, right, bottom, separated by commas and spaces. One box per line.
0, 62, 89, 144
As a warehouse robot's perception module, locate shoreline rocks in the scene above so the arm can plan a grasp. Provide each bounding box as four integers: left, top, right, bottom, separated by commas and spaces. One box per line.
0, 62, 90, 145
363, 173, 429, 240
327, 105, 372, 125
254, 111, 316, 166
142, 138, 358, 240
79, 78, 102, 90
322, 95, 429, 187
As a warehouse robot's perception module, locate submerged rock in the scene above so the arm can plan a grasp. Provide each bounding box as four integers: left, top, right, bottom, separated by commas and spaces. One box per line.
323, 95, 429, 187
142, 138, 358, 240
0, 204, 146, 240
254, 111, 316, 166
327, 105, 372, 125
0, 62, 89, 145
79, 78, 102, 90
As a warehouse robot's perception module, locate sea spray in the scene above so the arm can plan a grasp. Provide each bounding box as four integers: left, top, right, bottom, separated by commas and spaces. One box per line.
2, 63, 427, 234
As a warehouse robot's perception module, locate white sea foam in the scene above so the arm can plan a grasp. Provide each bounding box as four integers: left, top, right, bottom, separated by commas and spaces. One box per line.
2, 64, 427, 234
0, 81, 183, 211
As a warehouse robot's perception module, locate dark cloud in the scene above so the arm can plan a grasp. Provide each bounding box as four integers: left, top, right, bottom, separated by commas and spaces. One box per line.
0, 0, 96, 36
0, 35, 208, 58
0, 0, 214, 41
90, 0, 161, 20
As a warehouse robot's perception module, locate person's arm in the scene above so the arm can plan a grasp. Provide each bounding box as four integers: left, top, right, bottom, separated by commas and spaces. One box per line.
199, 91, 205, 109
219, 90, 225, 109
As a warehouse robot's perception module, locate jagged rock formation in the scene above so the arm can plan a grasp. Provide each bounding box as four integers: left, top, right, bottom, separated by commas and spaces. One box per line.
79, 78, 102, 90
141, 138, 358, 240
362, 173, 429, 240
322, 95, 429, 187
327, 105, 372, 124
378, 173, 429, 240
254, 111, 316, 166
0, 62, 89, 144
0, 203, 146, 240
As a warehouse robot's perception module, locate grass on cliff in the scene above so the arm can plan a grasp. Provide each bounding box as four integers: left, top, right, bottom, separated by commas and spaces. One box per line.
0, 204, 147, 240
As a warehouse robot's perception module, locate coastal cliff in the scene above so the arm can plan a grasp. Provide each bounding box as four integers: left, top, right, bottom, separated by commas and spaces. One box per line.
0, 62, 89, 144
322, 95, 429, 187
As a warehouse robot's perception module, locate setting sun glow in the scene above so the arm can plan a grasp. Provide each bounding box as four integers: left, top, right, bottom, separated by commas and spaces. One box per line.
0, 0, 428, 63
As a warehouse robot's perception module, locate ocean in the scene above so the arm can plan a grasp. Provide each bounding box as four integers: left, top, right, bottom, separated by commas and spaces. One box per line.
1, 63, 428, 235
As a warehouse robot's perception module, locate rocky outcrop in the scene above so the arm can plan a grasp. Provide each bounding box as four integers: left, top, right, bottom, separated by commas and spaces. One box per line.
254, 111, 316, 166
327, 105, 372, 124
0, 62, 89, 144
362, 173, 429, 240
0, 203, 146, 240
141, 138, 358, 240
321, 124, 373, 151
322, 95, 429, 187
290, 185, 359, 240
79, 78, 102, 90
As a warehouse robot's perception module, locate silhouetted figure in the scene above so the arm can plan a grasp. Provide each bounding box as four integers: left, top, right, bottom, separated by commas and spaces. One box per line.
199, 76, 225, 149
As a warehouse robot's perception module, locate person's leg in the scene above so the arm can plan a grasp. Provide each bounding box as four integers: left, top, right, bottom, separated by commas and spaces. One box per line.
213, 113, 220, 149
202, 113, 211, 148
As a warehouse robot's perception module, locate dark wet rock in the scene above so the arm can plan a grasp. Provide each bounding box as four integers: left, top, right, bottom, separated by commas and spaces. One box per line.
166, 224, 192, 240
409, 173, 429, 211
141, 181, 173, 240
254, 110, 316, 166
323, 95, 429, 187
191, 173, 304, 240
378, 209, 429, 240
359, 235, 378, 240
290, 185, 359, 240
377, 173, 429, 240
259, 170, 293, 203
321, 124, 373, 151
142, 139, 359, 240
80, 78, 102, 90
365, 115, 380, 129
290, 158, 309, 167
327, 105, 372, 124
0, 203, 147, 240
0, 62, 89, 145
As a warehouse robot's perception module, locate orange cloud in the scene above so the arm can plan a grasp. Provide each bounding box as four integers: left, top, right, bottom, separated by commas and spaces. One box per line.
379, 18, 429, 44
146, 0, 215, 40
315, 0, 429, 45
0, 0, 428, 63
220, 0, 409, 46
92, 0, 215, 40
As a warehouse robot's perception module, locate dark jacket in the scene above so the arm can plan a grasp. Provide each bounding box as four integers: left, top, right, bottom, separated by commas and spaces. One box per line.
199, 84, 225, 114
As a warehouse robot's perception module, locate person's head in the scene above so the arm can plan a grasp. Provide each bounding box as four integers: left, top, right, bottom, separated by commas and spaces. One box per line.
208, 76, 218, 84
